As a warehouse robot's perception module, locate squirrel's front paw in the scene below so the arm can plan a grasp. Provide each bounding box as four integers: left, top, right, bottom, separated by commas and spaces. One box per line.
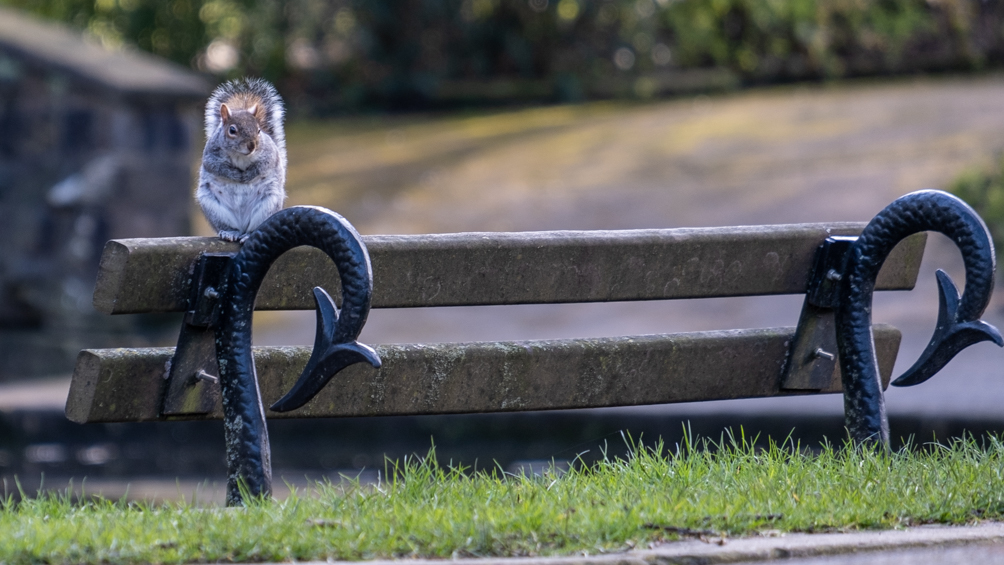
218, 230, 243, 242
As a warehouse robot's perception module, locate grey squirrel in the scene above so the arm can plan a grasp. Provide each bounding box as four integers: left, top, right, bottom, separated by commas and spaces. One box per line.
196, 77, 287, 243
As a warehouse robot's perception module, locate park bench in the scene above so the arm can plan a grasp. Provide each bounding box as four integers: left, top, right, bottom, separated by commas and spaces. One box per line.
65, 190, 1001, 506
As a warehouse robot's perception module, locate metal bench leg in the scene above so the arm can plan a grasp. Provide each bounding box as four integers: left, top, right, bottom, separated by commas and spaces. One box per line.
835, 190, 1002, 445
215, 206, 381, 506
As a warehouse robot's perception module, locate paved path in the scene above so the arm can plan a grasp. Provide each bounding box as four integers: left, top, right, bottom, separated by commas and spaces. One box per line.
257, 75, 1004, 423
253, 523, 1004, 565
730, 542, 1004, 564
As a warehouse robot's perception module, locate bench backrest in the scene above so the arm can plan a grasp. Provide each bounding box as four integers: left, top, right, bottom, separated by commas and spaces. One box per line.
67, 224, 925, 424
94, 224, 924, 313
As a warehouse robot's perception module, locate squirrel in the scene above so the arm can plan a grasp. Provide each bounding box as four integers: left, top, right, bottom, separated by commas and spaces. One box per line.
196, 77, 287, 243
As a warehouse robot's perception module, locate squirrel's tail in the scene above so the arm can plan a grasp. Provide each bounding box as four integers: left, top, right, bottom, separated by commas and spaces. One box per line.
204, 77, 286, 154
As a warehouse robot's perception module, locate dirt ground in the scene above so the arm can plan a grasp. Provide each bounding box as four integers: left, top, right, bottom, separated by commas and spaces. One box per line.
253, 75, 1004, 423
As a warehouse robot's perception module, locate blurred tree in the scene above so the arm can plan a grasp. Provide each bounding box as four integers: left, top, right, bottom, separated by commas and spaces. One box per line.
2, 0, 208, 68
4, 0, 1004, 113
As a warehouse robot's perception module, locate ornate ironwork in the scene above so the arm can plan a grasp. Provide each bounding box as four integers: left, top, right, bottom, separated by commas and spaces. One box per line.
781, 236, 856, 391
835, 190, 1002, 444
214, 206, 381, 506
163, 252, 233, 417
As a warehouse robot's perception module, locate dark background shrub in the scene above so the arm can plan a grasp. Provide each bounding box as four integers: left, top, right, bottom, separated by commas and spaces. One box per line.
6, 0, 1004, 114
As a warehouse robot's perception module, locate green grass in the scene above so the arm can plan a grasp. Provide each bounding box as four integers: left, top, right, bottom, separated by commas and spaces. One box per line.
3, 433, 1004, 564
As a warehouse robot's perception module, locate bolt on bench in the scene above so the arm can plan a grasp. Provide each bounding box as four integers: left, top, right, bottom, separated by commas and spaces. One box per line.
66, 190, 1001, 505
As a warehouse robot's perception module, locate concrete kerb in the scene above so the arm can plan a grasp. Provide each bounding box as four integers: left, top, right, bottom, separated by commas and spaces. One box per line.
273, 522, 1004, 565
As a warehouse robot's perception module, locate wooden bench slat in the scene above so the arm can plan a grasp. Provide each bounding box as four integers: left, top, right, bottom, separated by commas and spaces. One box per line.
92, 224, 926, 314
66, 325, 901, 423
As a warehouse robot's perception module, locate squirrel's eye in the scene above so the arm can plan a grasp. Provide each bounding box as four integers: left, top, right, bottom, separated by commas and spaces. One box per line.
228, 125, 237, 135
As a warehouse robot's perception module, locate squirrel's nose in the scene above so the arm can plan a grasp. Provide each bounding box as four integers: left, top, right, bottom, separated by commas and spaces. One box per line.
246, 140, 256, 153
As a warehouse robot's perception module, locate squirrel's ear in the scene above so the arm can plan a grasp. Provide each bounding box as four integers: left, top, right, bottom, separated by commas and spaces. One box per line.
220, 103, 230, 121
248, 104, 259, 118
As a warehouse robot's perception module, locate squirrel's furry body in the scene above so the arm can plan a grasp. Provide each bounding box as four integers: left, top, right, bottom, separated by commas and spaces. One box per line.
197, 78, 287, 242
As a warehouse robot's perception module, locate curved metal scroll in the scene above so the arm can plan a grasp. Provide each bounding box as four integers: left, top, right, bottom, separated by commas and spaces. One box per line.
837, 190, 1002, 444
215, 206, 381, 506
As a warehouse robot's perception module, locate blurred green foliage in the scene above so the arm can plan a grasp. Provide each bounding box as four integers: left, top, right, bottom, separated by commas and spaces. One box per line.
3, 0, 1003, 112
950, 158, 1004, 262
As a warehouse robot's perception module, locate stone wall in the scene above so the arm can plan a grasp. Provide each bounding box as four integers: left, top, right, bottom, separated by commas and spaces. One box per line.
0, 49, 204, 378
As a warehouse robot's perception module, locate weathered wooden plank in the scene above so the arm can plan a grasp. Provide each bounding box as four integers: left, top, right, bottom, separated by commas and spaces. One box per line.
66, 325, 901, 423
92, 224, 926, 314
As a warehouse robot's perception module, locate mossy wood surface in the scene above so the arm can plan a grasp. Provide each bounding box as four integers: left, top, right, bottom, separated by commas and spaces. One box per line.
91, 225, 926, 314
66, 325, 900, 424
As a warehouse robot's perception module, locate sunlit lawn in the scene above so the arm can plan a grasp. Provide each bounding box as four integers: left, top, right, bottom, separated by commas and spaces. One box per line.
4, 434, 1004, 564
